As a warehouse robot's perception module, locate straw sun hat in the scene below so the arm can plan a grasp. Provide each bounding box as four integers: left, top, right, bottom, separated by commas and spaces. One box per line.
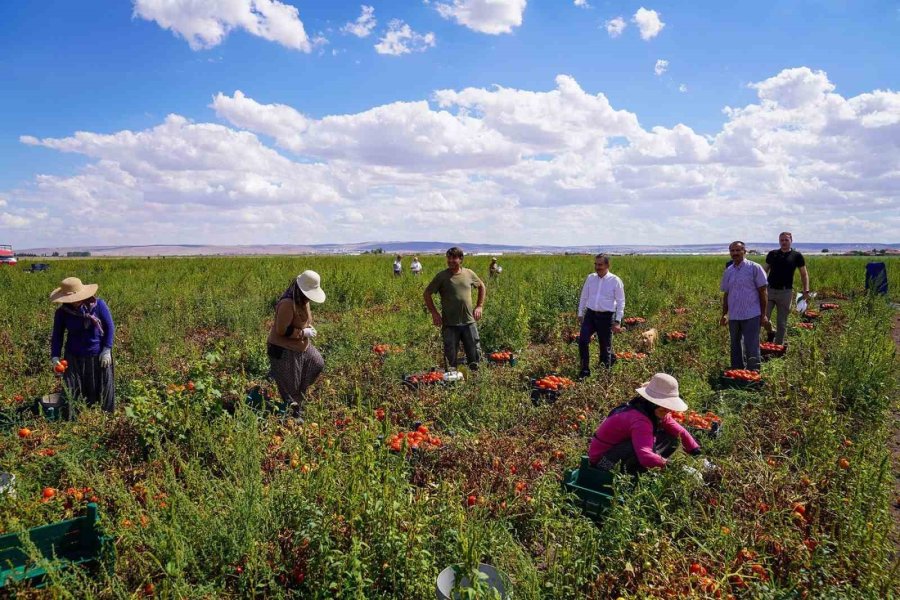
296, 270, 326, 303
49, 277, 98, 304
635, 373, 688, 412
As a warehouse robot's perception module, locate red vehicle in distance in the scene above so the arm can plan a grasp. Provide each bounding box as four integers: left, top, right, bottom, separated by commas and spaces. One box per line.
0, 245, 17, 266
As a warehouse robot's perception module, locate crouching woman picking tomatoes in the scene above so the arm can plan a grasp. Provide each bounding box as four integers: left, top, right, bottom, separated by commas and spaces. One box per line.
588, 373, 701, 474
49, 277, 115, 412
267, 270, 326, 418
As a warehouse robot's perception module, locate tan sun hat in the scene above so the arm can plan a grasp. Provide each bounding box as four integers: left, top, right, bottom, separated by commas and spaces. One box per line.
49, 277, 99, 304
635, 373, 688, 412
296, 270, 326, 303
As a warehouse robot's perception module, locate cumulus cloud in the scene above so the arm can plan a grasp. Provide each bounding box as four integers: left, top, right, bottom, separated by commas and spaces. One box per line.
632, 7, 665, 40
374, 20, 436, 55
342, 5, 376, 38
654, 59, 668, 76
604, 17, 626, 38
679, 84, 688, 93
7, 67, 899, 246
133, 0, 314, 51
574, 0, 590, 7
435, 0, 527, 35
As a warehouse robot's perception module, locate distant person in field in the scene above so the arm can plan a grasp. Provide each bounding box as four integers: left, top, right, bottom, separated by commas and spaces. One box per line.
267, 271, 326, 417
588, 373, 702, 473
764, 232, 810, 344
720, 241, 769, 371
410, 256, 423, 276
393, 255, 402, 277
424, 247, 486, 371
49, 277, 115, 412
489, 257, 502, 278
577, 253, 625, 377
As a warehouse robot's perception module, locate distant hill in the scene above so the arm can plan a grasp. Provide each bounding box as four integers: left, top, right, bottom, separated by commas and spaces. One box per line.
17, 241, 900, 257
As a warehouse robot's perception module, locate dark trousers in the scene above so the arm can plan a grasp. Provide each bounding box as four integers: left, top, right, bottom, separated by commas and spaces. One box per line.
442, 324, 482, 369
63, 352, 115, 413
578, 309, 615, 374
597, 431, 678, 475
728, 316, 761, 371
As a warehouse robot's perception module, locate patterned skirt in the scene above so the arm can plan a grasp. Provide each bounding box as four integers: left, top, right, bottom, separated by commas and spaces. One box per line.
63, 352, 115, 412
268, 343, 325, 407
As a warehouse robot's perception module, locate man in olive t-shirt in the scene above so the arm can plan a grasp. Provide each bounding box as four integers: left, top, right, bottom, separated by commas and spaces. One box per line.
424, 247, 487, 370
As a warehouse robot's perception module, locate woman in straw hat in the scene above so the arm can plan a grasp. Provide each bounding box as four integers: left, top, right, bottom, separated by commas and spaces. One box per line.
49, 277, 115, 412
588, 373, 701, 473
267, 270, 326, 418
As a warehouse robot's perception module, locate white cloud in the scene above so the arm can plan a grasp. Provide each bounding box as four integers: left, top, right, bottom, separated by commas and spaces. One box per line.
632, 7, 665, 41
374, 20, 436, 55
342, 5, 377, 38
604, 17, 626, 38
654, 59, 668, 76
435, 0, 527, 35
679, 84, 688, 93
7, 67, 900, 246
133, 0, 314, 51
574, 0, 590, 7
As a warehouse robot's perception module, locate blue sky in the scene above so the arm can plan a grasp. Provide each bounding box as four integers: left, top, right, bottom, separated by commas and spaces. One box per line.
1, 1, 898, 247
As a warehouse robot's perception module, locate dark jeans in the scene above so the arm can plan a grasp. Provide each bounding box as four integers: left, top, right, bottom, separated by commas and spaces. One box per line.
442, 323, 482, 369
578, 309, 615, 374
596, 431, 678, 475
729, 316, 761, 371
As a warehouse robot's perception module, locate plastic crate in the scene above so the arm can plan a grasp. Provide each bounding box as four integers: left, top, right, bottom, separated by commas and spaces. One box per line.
561, 456, 614, 520
530, 387, 560, 406
486, 351, 517, 367
689, 420, 723, 440
245, 384, 290, 416
717, 375, 764, 391
0, 503, 114, 589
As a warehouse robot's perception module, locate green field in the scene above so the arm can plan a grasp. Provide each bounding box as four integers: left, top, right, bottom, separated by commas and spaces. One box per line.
0, 255, 897, 598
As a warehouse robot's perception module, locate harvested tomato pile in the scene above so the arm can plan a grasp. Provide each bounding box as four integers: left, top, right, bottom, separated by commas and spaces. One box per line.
372, 343, 401, 355
666, 331, 687, 341
53, 359, 69, 374
406, 371, 444, 385
803, 310, 820, 319
488, 351, 514, 361
723, 369, 761, 382
623, 317, 646, 326
615, 351, 647, 360
533, 375, 575, 391
760, 342, 786, 353
820, 303, 840, 310
796, 322, 814, 330
386, 424, 443, 452
673, 410, 721, 430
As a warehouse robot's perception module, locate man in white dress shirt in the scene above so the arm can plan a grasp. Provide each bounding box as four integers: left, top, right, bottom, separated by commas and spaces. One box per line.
577, 253, 625, 377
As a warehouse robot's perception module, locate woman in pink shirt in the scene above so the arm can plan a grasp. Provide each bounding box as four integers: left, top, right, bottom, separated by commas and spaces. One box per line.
588, 373, 701, 473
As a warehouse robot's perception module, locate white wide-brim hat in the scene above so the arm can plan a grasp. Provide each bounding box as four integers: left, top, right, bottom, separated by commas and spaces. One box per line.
297, 270, 326, 303
635, 373, 688, 412
49, 277, 99, 304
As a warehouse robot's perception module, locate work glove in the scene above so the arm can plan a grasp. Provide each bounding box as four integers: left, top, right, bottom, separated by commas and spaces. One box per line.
51, 357, 61, 368
99, 349, 112, 368
702, 459, 718, 474
301, 327, 318, 339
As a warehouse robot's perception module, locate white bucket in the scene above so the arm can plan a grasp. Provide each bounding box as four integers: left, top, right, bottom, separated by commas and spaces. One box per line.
436, 564, 508, 600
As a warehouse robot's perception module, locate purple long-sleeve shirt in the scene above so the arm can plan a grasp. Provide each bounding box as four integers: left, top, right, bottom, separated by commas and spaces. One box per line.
50, 299, 114, 357
588, 409, 700, 469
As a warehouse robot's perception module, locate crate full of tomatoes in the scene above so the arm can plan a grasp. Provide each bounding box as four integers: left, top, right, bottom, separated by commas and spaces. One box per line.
802, 310, 820, 321
820, 302, 840, 311
615, 351, 647, 361
385, 424, 443, 454
672, 410, 723, 438
664, 331, 687, 343
402, 369, 459, 391
759, 342, 786, 357
719, 369, 763, 390
531, 375, 575, 405
622, 317, 646, 328
487, 350, 517, 366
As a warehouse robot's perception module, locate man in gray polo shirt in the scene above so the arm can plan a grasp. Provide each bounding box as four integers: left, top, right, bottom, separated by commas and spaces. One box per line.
720, 241, 770, 371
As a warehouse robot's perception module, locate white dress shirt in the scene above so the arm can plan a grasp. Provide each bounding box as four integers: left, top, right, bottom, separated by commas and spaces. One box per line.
578, 272, 625, 322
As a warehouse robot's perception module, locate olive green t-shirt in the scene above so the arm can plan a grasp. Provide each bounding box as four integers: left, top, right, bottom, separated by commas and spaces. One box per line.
425, 268, 484, 326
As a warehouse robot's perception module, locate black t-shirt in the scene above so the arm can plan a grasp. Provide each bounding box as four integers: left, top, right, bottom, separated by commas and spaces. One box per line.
765, 249, 805, 289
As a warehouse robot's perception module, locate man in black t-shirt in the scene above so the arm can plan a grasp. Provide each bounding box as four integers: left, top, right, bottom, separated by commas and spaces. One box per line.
764, 232, 810, 344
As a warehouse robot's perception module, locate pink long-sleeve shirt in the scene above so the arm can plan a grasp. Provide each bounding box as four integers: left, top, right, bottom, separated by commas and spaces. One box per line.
588, 409, 700, 469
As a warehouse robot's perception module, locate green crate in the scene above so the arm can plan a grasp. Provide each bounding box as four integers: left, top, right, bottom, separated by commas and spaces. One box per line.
717, 375, 764, 391
245, 385, 290, 416
562, 456, 614, 520
0, 503, 114, 589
